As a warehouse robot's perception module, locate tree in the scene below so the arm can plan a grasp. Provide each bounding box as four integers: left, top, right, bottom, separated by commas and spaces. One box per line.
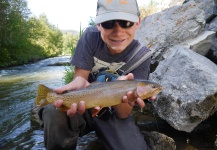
139, 1, 159, 19
0, 0, 64, 67
0, 0, 32, 66
29, 14, 63, 57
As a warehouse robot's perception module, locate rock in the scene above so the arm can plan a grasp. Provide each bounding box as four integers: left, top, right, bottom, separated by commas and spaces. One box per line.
182, 31, 216, 55
31, 107, 43, 127
142, 131, 176, 150
135, 1, 205, 63
208, 17, 217, 31
206, 38, 217, 64
135, 0, 217, 133
149, 45, 217, 132
188, 0, 217, 21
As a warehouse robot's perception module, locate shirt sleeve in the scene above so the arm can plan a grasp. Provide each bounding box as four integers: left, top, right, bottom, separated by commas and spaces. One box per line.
70, 27, 100, 71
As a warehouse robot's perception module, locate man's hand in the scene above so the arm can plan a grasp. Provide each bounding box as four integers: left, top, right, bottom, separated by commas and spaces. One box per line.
117, 73, 157, 108
114, 73, 156, 118
54, 76, 90, 94
53, 76, 91, 117
53, 100, 87, 117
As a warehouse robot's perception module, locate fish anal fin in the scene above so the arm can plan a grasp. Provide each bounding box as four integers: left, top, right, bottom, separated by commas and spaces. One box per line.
91, 107, 103, 117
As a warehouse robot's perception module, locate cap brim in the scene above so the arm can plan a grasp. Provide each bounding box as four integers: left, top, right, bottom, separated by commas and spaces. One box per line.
95, 12, 139, 24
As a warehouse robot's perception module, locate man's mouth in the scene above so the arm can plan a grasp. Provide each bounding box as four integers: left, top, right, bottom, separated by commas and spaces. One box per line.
111, 39, 125, 43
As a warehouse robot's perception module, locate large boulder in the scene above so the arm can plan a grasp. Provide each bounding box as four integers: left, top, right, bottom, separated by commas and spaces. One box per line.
135, 1, 205, 63
135, 0, 217, 133
149, 45, 217, 132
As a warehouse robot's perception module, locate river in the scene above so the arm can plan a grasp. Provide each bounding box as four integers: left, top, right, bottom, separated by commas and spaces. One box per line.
0, 56, 70, 149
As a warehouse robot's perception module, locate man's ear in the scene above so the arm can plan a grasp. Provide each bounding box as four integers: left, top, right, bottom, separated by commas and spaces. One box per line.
96, 24, 101, 31
136, 17, 141, 25
135, 17, 141, 29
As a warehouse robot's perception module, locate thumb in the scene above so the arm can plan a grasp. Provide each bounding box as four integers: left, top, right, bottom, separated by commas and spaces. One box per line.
118, 73, 134, 80
54, 81, 79, 94
126, 73, 134, 80
53, 87, 66, 94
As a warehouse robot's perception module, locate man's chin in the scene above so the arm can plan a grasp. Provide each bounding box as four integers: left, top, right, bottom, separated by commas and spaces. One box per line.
108, 46, 126, 54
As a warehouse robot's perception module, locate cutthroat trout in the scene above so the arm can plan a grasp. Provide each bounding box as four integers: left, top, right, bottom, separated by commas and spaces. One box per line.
35, 80, 162, 116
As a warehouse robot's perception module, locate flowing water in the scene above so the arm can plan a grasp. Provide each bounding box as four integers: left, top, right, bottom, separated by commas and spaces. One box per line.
0, 56, 70, 150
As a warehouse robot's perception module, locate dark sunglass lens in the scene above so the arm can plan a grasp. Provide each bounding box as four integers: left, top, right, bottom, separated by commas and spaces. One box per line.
118, 20, 134, 28
101, 20, 115, 29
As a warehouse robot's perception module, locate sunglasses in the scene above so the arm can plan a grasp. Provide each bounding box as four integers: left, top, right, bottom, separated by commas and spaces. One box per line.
100, 20, 134, 29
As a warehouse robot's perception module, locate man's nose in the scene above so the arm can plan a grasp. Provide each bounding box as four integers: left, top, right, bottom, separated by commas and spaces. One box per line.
113, 22, 124, 33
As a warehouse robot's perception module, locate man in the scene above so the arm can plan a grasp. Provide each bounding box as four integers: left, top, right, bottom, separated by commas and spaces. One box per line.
39, 0, 155, 149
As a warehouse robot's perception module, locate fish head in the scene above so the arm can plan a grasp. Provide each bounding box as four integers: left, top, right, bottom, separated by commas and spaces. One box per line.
136, 81, 162, 100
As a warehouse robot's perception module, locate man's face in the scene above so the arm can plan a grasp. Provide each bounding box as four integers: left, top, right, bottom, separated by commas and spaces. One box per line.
97, 19, 140, 55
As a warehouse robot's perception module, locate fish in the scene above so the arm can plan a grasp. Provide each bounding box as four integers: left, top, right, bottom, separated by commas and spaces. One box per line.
35, 80, 162, 116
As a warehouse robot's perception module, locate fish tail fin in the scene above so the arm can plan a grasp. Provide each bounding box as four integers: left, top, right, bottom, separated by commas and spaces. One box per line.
35, 84, 52, 107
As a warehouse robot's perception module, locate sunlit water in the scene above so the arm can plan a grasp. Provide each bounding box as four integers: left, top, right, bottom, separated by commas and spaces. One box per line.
0, 56, 70, 149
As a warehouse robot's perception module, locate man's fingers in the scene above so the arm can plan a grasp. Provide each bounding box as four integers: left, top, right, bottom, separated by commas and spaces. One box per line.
67, 103, 77, 117
128, 101, 135, 107
77, 101, 85, 114
149, 95, 156, 101
126, 91, 134, 102
122, 95, 128, 103
136, 98, 145, 108
117, 73, 134, 80
93, 106, 101, 110
53, 100, 63, 108
54, 86, 67, 94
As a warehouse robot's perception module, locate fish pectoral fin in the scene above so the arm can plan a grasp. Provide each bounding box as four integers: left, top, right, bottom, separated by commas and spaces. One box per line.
91, 107, 103, 117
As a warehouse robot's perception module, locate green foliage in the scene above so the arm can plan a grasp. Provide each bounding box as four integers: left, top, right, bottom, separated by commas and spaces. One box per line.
0, 0, 32, 66
28, 14, 63, 57
63, 24, 85, 84
0, 48, 13, 66
62, 33, 78, 55
63, 66, 75, 84
0, 0, 65, 67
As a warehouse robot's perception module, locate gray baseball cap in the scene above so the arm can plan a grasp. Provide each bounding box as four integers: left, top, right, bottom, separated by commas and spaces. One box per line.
95, 0, 140, 24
